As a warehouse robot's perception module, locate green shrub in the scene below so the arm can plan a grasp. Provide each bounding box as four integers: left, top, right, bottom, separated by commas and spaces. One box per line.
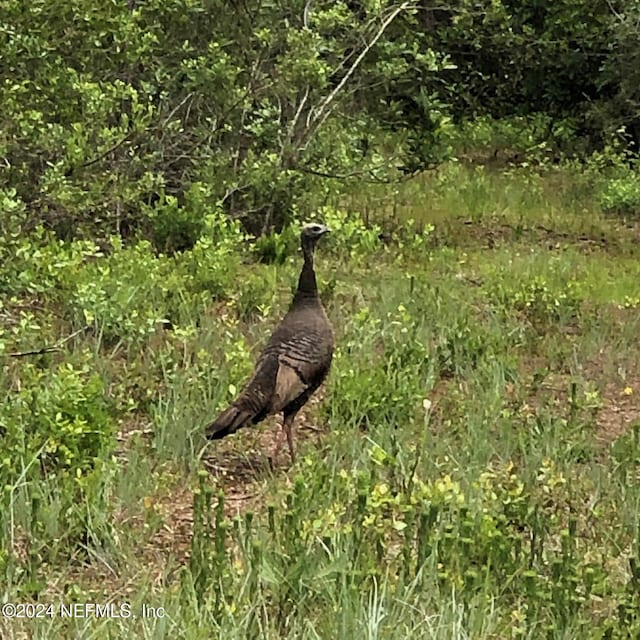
0, 359, 118, 570
230, 267, 278, 321
70, 238, 175, 346
146, 181, 226, 253
178, 209, 247, 296
0, 189, 28, 290
0, 221, 100, 299
0, 361, 114, 484
147, 194, 204, 254
320, 207, 382, 259
68, 212, 245, 345
325, 305, 433, 429
252, 226, 298, 264
201, 455, 607, 635
599, 171, 640, 217
488, 276, 582, 328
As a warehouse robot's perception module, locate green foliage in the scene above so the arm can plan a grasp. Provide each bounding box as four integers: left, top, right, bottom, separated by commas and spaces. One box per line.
433, 313, 498, 378
446, 114, 575, 163
0, 190, 28, 285
1, 361, 114, 483
5, 0, 634, 250
173, 452, 635, 637
488, 276, 582, 328
70, 239, 174, 345
1, 0, 440, 238
5, 154, 640, 637
252, 226, 298, 265
146, 197, 199, 255
189, 474, 231, 609
320, 207, 382, 258
599, 171, 640, 217
177, 209, 247, 297
72, 239, 223, 344
1, 0, 638, 260
326, 303, 433, 429
0, 359, 117, 569
230, 268, 278, 321
0, 225, 98, 299
421, 1, 627, 153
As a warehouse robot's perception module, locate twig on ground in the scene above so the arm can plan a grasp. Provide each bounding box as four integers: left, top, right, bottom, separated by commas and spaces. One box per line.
6, 326, 90, 358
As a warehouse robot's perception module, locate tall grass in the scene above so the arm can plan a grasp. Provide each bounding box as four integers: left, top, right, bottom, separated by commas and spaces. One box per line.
2, 163, 640, 638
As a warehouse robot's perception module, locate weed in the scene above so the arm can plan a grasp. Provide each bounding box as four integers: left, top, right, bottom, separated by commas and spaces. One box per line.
3, 164, 640, 638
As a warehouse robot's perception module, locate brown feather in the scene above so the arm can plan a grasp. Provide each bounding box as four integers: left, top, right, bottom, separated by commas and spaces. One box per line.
205, 405, 255, 440
272, 360, 308, 413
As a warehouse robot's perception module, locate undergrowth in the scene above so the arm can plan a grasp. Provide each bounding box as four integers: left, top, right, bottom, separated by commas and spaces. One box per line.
2, 168, 640, 639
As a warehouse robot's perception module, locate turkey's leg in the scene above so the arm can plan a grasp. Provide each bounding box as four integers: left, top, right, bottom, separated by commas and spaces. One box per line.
284, 413, 296, 463
270, 413, 296, 468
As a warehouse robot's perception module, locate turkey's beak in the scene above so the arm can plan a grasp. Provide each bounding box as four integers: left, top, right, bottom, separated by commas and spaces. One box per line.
320, 226, 331, 235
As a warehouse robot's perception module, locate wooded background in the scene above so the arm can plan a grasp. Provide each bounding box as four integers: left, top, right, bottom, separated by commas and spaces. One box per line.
3, 1, 639, 246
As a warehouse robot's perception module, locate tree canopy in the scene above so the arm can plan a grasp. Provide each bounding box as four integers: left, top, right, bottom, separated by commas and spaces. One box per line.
2, 0, 639, 244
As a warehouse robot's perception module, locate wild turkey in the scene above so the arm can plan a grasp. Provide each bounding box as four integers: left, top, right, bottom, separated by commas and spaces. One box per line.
205, 222, 334, 463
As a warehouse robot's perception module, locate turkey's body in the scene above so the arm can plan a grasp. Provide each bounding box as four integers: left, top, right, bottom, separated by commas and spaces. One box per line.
205, 223, 333, 462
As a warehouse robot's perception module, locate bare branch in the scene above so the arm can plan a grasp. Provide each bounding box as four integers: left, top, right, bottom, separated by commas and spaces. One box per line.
303, 0, 313, 28
73, 133, 133, 171
280, 87, 310, 165
7, 346, 62, 358
6, 326, 90, 358
220, 183, 251, 205
71, 93, 195, 174
296, 164, 430, 183
161, 92, 196, 127
289, 88, 310, 143
605, 0, 624, 21
308, 2, 410, 133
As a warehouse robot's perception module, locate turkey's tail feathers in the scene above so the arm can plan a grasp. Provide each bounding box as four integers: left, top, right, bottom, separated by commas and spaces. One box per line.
205, 405, 255, 441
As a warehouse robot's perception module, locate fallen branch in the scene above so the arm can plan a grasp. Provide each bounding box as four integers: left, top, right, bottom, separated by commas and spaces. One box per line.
6, 326, 90, 358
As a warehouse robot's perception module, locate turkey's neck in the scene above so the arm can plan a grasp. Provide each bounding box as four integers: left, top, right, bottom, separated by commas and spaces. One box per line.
293, 241, 318, 304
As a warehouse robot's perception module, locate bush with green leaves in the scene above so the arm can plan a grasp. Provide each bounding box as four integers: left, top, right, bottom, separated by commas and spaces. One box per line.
251, 226, 299, 265
69, 239, 177, 346
0, 224, 99, 300
2, 0, 639, 256
0, 189, 28, 291
446, 114, 564, 162
176, 209, 247, 296
325, 304, 434, 430
2, 0, 453, 238
319, 207, 382, 259
143, 181, 242, 253
599, 170, 640, 217
0, 358, 119, 572
185, 449, 631, 637
488, 276, 582, 329
1, 361, 114, 484
65, 210, 245, 346
230, 267, 278, 321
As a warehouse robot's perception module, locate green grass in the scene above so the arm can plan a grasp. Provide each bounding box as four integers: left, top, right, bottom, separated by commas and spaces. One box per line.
2, 164, 640, 638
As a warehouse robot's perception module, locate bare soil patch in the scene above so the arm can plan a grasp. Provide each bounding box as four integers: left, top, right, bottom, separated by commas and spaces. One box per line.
596, 382, 640, 448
